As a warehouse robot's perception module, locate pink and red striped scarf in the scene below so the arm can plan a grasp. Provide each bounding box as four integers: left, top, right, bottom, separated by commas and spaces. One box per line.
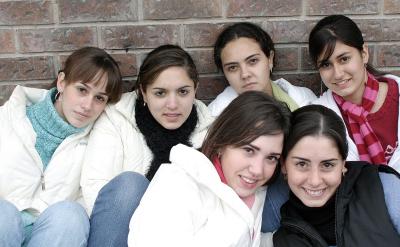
333, 73, 387, 165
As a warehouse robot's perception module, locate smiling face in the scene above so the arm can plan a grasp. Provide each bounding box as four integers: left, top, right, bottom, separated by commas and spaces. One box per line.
221, 37, 274, 95
283, 135, 346, 207
220, 134, 283, 200
54, 71, 109, 128
318, 41, 369, 104
141, 66, 196, 130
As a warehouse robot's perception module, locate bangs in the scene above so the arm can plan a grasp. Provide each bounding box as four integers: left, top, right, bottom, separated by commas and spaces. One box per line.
317, 37, 337, 67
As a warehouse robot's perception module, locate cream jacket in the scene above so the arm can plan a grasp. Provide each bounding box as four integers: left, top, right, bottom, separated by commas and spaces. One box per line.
0, 86, 92, 215
128, 144, 273, 247
81, 92, 214, 214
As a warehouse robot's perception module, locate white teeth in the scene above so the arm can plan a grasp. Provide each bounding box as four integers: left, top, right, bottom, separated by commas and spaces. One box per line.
241, 176, 256, 184
304, 188, 324, 197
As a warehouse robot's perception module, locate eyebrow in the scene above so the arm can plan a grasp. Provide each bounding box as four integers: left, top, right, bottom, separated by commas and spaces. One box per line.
79, 82, 108, 96
152, 85, 193, 90
248, 143, 281, 156
223, 53, 260, 68
291, 156, 339, 163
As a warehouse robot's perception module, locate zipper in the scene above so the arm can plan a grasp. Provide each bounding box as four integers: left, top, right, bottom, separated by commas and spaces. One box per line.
283, 221, 327, 246
41, 174, 46, 190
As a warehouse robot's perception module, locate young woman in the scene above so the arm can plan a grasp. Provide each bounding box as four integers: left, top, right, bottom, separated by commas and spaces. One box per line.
128, 91, 291, 247
310, 15, 400, 171
0, 47, 122, 247
273, 105, 400, 247
81, 45, 214, 246
208, 22, 316, 117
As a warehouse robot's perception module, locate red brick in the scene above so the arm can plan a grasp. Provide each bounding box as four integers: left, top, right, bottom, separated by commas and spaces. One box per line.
0, 56, 55, 81
376, 45, 400, 67
143, 0, 221, 20
184, 23, 230, 48
197, 76, 228, 102
382, 19, 400, 41
189, 49, 217, 74
263, 20, 310, 44
111, 53, 137, 77
275, 72, 321, 96
227, 0, 301, 17
102, 25, 179, 49
353, 19, 383, 42
0, 30, 16, 53
301, 47, 315, 70
307, 0, 379, 15
59, 0, 137, 23
0, 84, 16, 106
384, 0, 400, 14
0, 1, 53, 25
18, 27, 97, 53
274, 47, 298, 71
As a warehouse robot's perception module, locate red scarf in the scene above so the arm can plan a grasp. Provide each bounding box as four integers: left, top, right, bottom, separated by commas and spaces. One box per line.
212, 156, 228, 184
333, 73, 387, 165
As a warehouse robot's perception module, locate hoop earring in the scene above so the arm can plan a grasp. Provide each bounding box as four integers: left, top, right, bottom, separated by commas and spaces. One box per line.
55, 91, 62, 101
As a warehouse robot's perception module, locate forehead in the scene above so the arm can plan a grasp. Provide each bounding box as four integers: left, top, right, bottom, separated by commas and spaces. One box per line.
148, 66, 194, 89
80, 70, 108, 92
251, 134, 284, 153
289, 135, 341, 160
221, 37, 265, 63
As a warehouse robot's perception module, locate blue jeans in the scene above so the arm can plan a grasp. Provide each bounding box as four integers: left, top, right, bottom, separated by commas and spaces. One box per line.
0, 199, 89, 247
261, 174, 289, 232
88, 171, 149, 247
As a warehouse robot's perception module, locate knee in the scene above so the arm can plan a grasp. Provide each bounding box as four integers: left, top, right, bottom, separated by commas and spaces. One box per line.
104, 171, 149, 198
0, 200, 20, 222
0, 200, 23, 242
44, 201, 89, 233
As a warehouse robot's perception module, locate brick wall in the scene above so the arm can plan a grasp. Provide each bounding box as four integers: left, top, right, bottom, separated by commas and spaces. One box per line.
1, 0, 400, 105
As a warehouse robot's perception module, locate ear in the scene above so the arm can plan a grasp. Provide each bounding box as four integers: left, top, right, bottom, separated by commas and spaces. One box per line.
56, 72, 66, 93
268, 51, 274, 71
361, 44, 369, 64
140, 85, 148, 103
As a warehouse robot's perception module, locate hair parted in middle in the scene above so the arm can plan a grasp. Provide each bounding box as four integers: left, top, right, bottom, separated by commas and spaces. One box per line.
213, 22, 275, 72
282, 104, 348, 162
136, 44, 199, 100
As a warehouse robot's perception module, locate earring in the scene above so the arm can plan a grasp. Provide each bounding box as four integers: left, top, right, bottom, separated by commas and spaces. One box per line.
55, 91, 62, 101
269, 65, 273, 73
143, 101, 146, 107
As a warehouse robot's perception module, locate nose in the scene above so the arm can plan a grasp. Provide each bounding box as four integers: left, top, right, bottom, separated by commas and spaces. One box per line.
240, 65, 251, 80
248, 157, 264, 177
333, 64, 344, 80
308, 168, 323, 187
166, 94, 178, 110
81, 96, 93, 111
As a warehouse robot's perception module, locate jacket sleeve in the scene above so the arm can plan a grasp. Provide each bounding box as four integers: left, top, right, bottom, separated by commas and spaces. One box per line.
379, 172, 400, 234
80, 112, 124, 215
128, 164, 202, 247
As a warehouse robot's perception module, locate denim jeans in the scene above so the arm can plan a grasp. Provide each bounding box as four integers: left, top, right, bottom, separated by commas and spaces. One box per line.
0, 199, 89, 247
261, 174, 289, 232
88, 171, 149, 247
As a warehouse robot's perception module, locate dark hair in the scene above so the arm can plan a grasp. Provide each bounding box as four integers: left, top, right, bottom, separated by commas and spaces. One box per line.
214, 22, 275, 72
136, 44, 198, 100
282, 104, 348, 161
53, 47, 122, 103
202, 91, 291, 185
309, 15, 384, 76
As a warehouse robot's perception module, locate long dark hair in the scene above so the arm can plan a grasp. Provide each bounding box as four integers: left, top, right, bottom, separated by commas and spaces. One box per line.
309, 15, 384, 77
202, 91, 291, 185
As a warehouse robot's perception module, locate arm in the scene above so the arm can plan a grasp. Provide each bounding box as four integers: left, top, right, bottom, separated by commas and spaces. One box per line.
380, 172, 400, 234
80, 112, 124, 215
128, 164, 202, 247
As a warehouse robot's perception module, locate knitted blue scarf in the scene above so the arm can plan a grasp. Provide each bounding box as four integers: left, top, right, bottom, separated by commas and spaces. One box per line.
26, 88, 83, 169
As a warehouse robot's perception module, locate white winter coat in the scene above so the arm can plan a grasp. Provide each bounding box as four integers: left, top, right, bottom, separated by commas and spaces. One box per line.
128, 144, 273, 247
0, 86, 92, 215
81, 92, 214, 214
313, 74, 400, 172
208, 78, 317, 117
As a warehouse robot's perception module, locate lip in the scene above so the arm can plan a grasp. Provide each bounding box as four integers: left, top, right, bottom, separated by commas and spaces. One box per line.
303, 187, 326, 198
74, 111, 90, 119
242, 82, 257, 89
239, 175, 258, 189
163, 113, 181, 121
333, 78, 351, 89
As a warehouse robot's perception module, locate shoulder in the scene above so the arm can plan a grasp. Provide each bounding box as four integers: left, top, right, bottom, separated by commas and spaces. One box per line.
208, 86, 238, 117
273, 78, 317, 106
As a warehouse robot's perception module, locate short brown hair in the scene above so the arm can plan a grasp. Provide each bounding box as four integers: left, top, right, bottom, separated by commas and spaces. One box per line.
54, 47, 122, 103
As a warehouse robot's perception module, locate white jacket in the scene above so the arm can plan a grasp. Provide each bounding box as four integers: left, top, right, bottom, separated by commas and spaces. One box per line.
208, 78, 317, 116
128, 144, 273, 247
313, 74, 400, 172
81, 92, 214, 214
0, 86, 92, 215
